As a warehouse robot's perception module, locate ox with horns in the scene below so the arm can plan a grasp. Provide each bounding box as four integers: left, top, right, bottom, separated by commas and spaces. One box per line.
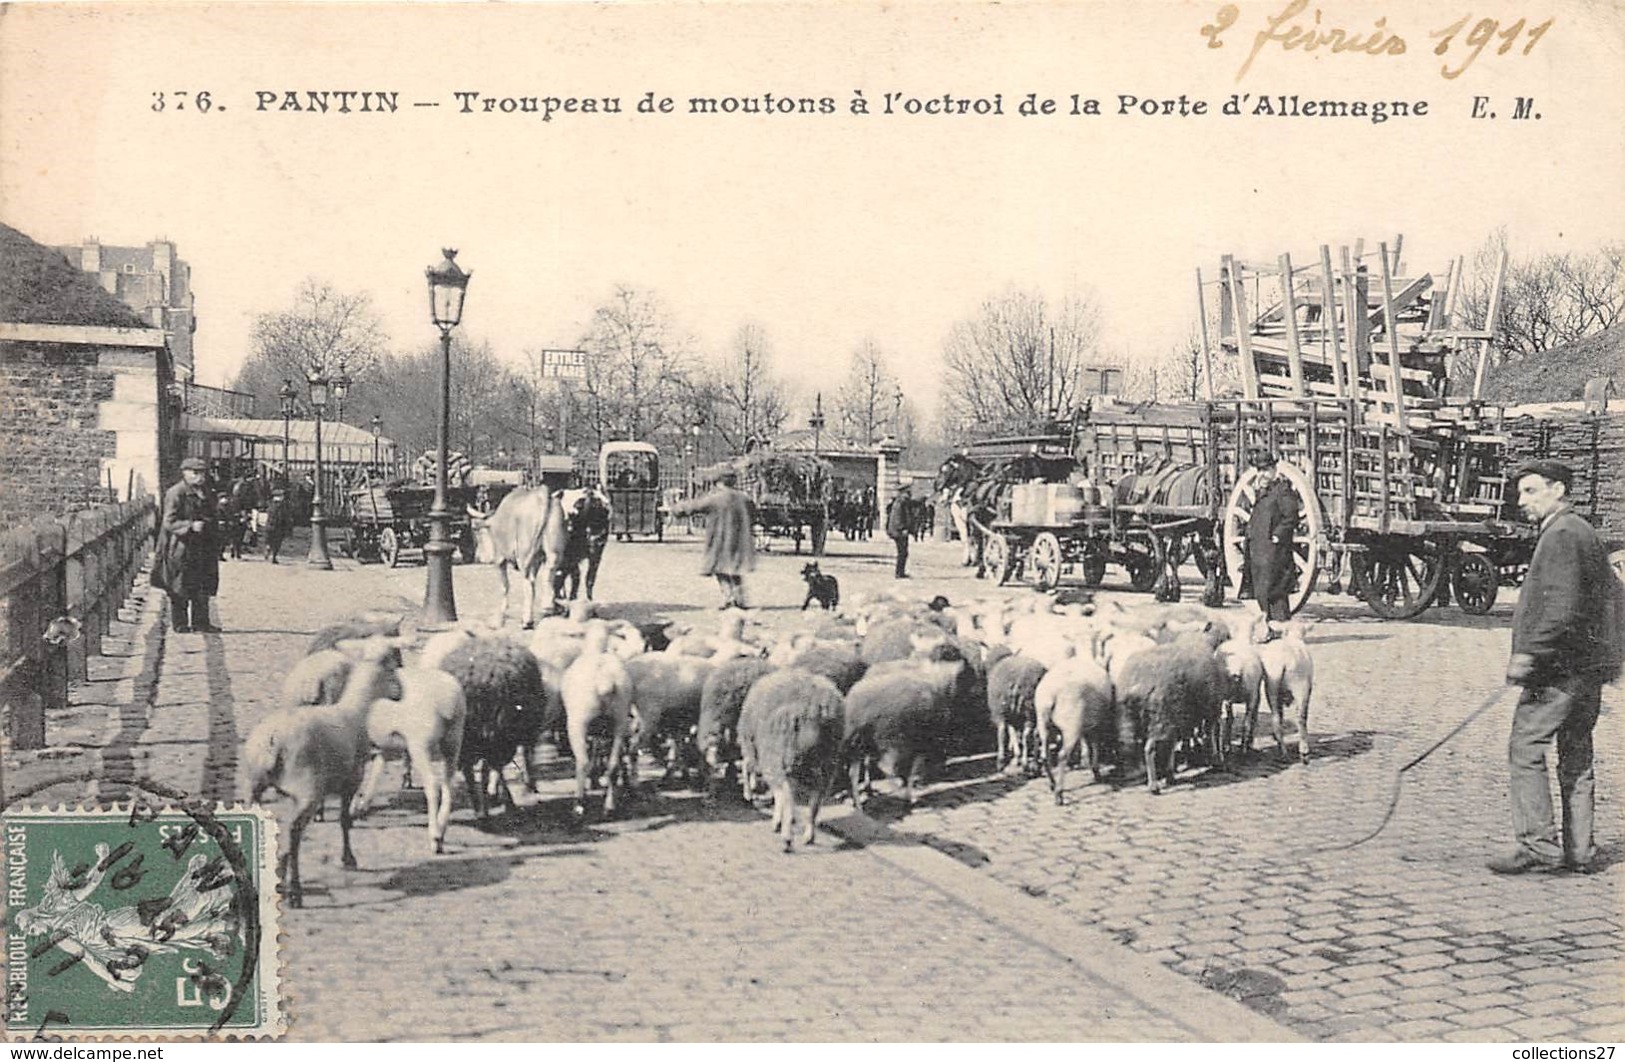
467, 488, 570, 628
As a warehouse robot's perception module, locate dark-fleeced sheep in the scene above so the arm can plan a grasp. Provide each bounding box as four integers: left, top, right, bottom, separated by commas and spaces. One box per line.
737, 668, 847, 851
842, 654, 967, 811
697, 656, 776, 780
986, 653, 1049, 774
437, 637, 552, 818
1114, 635, 1229, 794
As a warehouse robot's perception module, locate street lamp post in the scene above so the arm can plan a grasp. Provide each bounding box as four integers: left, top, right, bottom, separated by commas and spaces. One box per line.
333, 370, 351, 424
423, 248, 471, 624
371, 415, 383, 479
809, 393, 826, 457
278, 379, 297, 483
306, 371, 334, 570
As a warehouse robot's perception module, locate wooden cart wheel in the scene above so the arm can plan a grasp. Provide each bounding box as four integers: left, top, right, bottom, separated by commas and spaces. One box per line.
379, 527, 401, 569
1120, 538, 1160, 593
1078, 544, 1107, 588
1453, 551, 1499, 615
1222, 463, 1322, 616
984, 533, 1014, 585
1358, 536, 1445, 619
1030, 532, 1063, 591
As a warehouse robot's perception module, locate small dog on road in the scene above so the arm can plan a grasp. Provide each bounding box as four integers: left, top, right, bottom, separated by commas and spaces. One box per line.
800, 562, 840, 610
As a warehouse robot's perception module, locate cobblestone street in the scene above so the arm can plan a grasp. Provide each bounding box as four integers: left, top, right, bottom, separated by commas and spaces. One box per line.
5, 527, 1621, 1041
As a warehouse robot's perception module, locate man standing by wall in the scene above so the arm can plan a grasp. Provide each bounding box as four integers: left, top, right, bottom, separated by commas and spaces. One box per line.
887, 483, 912, 579
1491, 459, 1619, 875
157, 457, 222, 632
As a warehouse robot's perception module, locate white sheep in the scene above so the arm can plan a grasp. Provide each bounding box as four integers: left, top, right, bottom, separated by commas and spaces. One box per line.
624, 650, 715, 784
1248, 615, 1317, 764
351, 665, 467, 854
245, 636, 402, 907
1032, 648, 1115, 802
559, 620, 635, 817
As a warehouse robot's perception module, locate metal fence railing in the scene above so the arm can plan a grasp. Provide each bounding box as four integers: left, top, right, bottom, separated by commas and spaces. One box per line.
0, 498, 157, 750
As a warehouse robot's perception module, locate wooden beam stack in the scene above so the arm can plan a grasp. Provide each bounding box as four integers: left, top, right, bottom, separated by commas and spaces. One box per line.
1502, 411, 1625, 543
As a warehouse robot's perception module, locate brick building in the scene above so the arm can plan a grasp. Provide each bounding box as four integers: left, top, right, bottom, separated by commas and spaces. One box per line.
55, 236, 197, 381
1, 224, 179, 531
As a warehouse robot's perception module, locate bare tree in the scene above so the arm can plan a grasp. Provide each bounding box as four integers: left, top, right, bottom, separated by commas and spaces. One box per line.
578, 285, 693, 447
940, 288, 1102, 432
708, 322, 790, 453
1123, 327, 1238, 402
834, 339, 904, 444
240, 279, 388, 416
1455, 231, 1625, 388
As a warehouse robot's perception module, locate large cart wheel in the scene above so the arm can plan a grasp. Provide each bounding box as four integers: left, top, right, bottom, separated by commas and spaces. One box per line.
1030, 532, 1063, 591
379, 527, 401, 569
1453, 551, 1499, 615
1119, 537, 1160, 593
984, 533, 1014, 585
1357, 536, 1445, 619
1222, 463, 1322, 616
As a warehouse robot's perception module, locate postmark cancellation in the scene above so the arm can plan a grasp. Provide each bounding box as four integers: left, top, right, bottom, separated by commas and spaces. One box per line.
3, 804, 283, 1040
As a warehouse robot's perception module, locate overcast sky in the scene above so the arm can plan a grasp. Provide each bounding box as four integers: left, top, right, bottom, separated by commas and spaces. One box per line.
4, 2, 1621, 426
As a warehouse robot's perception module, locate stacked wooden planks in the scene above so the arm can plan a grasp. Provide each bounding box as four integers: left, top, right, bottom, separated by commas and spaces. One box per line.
1501, 411, 1625, 544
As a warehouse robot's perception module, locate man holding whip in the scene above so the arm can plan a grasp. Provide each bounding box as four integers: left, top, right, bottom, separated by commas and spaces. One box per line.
1491, 459, 1620, 875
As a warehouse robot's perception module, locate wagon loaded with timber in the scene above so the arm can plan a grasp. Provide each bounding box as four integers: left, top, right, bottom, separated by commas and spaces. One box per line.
950, 235, 1625, 617
1183, 234, 1625, 617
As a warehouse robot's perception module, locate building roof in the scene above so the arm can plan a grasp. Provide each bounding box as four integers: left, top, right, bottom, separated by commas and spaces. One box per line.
770, 427, 882, 457
0, 224, 151, 329
181, 414, 395, 447
1481, 325, 1625, 403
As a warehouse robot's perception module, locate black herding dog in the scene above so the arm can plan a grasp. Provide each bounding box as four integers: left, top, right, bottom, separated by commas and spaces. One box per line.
800, 562, 840, 611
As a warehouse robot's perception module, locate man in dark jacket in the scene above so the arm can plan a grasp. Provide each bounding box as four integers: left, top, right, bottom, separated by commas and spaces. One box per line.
1244, 450, 1299, 623
1491, 459, 1618, 875
158, 457, 222, 632
887, 485, 912, 578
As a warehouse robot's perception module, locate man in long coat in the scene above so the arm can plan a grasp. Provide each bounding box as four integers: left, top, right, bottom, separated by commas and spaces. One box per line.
1244, 450, 1299, 623
158, 457, 222, 632
672, 472, 756, 608
1491, 459, 1619, 875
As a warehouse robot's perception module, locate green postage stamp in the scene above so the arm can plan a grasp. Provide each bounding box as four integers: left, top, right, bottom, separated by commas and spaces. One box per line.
3, 804, 283, 1039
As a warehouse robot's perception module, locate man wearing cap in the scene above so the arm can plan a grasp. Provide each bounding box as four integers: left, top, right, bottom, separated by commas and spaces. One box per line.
1244, 450, 1299, 624
886, 484, 912, 578
671, 470, 756, 608
1492, 459, 1617, 875
158, 458, 222, 633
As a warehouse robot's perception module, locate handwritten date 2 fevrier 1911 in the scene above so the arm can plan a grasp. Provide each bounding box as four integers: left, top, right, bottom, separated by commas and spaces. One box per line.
1201, 1, 1553, 82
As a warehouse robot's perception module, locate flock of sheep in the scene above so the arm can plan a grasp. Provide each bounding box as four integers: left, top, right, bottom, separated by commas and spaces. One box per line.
243, 591, 1316, 906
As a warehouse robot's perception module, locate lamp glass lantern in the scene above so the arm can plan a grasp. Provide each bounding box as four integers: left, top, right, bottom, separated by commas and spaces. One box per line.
307, 373, 329, 412
426, 249, 471, 330
278, 379, 297, 417
332, 371, 351, 405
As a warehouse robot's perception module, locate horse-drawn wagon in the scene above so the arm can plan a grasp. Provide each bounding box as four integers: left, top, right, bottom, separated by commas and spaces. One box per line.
944, 235, 1625, 617
700, 450, 833, 556
340, 472, 518, 567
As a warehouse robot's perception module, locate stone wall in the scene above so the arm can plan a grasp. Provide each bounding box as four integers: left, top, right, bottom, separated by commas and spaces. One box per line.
0, 329, 174, 532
